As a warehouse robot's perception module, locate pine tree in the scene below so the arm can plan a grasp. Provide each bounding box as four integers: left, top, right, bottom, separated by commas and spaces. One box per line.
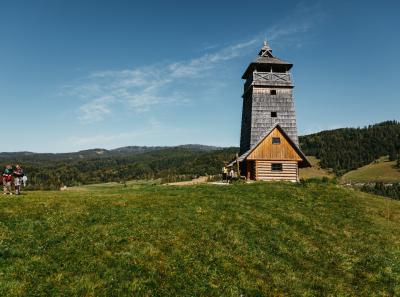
397, 152, 400, 168
389, 148, 397, 161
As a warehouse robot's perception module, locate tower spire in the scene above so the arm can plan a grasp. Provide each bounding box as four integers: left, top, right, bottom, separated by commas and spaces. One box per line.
259, 40, 272, 57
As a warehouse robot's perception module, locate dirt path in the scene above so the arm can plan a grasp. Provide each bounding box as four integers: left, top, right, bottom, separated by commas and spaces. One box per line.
166, 176, 209, 186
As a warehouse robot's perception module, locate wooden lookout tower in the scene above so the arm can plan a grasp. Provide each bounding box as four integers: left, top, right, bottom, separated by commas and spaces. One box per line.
231, 41, 310, 182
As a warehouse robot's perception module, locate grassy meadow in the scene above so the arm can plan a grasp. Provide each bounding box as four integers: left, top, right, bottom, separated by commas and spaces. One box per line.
300, 155, 400, 184
342, 156, 400, 183
1, 182, 400, 296
299, 156, 335, 180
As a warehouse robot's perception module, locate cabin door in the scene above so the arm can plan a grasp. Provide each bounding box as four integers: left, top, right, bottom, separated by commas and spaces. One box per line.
246, 161, 256, 180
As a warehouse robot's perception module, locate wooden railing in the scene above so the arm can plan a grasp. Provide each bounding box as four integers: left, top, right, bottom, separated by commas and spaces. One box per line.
244, 72, 292, 90
254, 72, 291, 82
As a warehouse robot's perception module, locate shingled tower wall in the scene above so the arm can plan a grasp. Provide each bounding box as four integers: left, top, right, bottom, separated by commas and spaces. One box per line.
239, 41, 299, 155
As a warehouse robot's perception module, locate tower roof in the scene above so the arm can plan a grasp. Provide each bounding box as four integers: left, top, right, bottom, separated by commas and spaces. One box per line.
242, 41, 293, 79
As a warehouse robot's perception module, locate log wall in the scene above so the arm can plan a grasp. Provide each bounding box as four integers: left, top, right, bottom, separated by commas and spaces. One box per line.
256, 160, 298, 182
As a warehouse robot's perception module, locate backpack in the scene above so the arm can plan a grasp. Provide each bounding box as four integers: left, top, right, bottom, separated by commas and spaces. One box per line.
3, 174, 12, 182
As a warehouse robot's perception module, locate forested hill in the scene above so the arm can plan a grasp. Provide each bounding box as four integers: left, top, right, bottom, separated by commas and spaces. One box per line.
0, 145, 237, 190
2, 121, 400, 189
299, 121, 400, 175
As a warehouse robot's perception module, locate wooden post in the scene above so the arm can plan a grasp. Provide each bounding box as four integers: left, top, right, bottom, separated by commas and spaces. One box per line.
236, 153, 240, 177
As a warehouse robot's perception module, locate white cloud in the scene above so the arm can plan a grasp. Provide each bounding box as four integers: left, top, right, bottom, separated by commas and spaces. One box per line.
64, 39, 259, 123
78, 96, 114, 122
63, 3, 322, 124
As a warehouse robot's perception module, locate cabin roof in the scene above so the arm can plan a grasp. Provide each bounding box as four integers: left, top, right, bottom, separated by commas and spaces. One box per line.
229, 124, 311, 168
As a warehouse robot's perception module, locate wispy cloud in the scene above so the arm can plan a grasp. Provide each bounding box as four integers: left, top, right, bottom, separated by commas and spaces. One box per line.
67, 118, 179, 150
78, 96, 114, 122
62, 38, 259, 123
264, 1, 323, 48
62, 2, 322, 123
69, 131, 147, 148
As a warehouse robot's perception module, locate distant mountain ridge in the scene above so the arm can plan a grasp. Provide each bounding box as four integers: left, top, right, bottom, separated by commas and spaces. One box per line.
0, 144, 224, 161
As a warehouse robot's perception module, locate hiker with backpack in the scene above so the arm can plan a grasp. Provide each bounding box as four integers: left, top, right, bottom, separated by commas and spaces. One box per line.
3, 165, 13, 195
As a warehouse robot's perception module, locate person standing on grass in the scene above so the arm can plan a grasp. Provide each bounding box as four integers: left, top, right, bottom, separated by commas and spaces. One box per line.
222, 165, 228, 183
3, 165, 13, 195
228, 168, 234, 184
13, 164, 24, 195
22, 174, 28, 188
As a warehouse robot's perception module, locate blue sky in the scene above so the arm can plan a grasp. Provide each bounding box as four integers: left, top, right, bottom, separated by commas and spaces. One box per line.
1, 0, 399, 152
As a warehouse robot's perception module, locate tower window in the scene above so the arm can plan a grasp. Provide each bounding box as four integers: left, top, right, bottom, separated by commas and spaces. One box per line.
271, 111, 277, 117
270, 90, 277, 95
272, 137, 281, 144
271, 163, 283, 171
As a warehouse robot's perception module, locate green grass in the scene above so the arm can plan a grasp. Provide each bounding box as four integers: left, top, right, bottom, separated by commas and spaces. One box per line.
1, 182, 400, 296
342, 156, 400, 183
299, 156, 335, 180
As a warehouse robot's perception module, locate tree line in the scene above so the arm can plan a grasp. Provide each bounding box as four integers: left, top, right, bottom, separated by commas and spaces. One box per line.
361, 183, 400, 200
300, 121, 400, 175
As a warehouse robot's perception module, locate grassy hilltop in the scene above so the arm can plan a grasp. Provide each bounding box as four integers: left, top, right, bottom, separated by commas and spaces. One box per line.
1, 182, 400, 296
342, 156, 400, 184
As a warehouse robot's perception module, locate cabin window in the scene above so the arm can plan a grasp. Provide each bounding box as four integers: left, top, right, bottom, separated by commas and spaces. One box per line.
271, 163, 283, 171
271, 111, 277, 117
272, 137, 281, 144
270, 90, 277, 95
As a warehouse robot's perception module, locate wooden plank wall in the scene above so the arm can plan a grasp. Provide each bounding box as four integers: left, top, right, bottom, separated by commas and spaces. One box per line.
256, 160, 298, 182
250, 86, 299, 147
247, 128, 302, 161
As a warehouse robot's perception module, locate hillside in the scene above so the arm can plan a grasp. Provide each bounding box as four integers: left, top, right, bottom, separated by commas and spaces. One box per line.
300, 121, 400, 175
0, 146, 237, 190
299, 156, 334, 179
0, 182, 399, 296
342, 156, 400, 183
299, 155, 400, 184
1, 121, 400, 188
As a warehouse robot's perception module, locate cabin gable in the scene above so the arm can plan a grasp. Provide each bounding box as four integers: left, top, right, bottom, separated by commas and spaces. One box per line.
247, 127, 302, 161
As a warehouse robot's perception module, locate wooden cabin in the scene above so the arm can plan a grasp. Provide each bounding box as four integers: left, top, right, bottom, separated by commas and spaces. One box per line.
231, 124, 310, 182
